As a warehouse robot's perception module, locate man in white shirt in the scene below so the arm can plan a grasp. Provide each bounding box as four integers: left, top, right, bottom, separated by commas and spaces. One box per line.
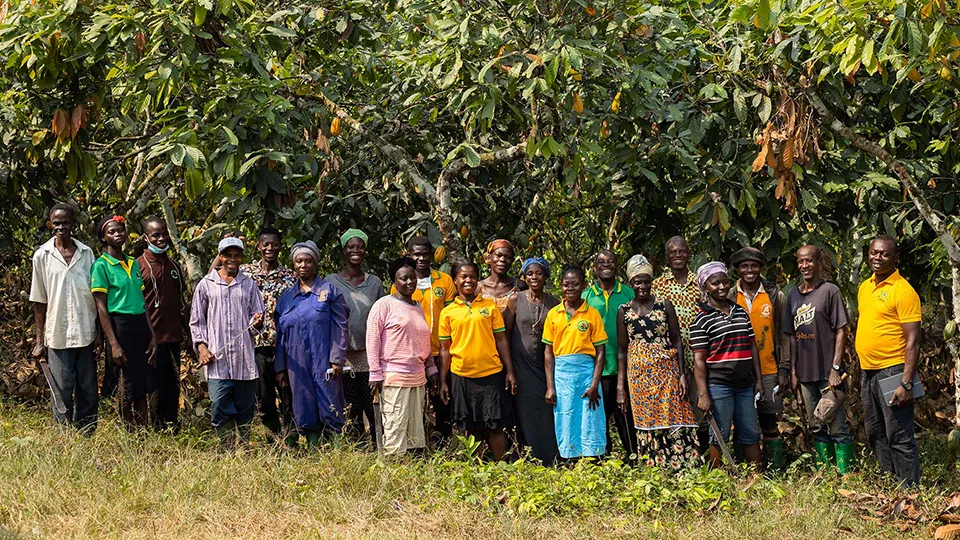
30, 204, 99, 430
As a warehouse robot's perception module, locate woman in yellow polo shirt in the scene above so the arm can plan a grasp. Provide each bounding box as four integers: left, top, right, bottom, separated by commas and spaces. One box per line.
543, 266, 608, 459
438, 261, 517, 461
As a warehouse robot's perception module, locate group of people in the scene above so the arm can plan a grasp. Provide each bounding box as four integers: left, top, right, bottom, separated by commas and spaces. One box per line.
29, 203, 923, 487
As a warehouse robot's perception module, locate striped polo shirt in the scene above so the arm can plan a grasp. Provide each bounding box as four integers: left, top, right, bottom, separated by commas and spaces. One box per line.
690, 303, 756, 388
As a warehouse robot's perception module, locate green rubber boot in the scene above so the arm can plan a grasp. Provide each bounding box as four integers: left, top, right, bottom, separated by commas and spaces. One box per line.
764, 439, 786, 472
813, 441, 835, 470
834, 443, 855, 474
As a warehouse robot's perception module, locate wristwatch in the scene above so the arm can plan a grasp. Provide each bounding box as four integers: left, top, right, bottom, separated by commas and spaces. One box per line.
832, 364, 841, 372
901, 380, 914, 391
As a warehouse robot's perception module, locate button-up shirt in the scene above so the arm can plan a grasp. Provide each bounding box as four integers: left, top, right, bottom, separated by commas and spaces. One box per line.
189, 270, 265, 381
240, 260, 296, 349
652, 271, 700, 370
29, 237, 97, 349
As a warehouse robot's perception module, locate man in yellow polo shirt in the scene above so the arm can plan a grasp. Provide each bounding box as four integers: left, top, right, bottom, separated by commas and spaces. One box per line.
855, 235, 921, 487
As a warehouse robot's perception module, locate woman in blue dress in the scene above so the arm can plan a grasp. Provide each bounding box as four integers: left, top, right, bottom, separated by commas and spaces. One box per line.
274, 240, 350, 446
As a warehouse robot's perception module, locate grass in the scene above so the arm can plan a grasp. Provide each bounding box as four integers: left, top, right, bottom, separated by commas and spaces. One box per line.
0, 399, 956, 539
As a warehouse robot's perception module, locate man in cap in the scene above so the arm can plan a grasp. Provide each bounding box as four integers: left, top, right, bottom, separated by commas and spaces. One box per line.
727, 246, 790, 470
190, 237, 265, 443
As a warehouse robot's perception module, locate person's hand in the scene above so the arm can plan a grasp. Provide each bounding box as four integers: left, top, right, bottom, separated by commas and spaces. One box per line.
440, 382, 450, 405
110, 340, 127, 367
583, 384, 601, 410
369, 379, 383, 393
275, 370, 288, 387
147, 338, 157, 367
678, 375, 688, 401
545, 386, 557, 406
791, 370, 800, 392
428, 373, 440, 395
778, 372, 790, 395
754, 379, 764, 400
31, 341, 47, 362
329, 363, 343, 379
198, 344, 215, 366
93, 332, 103, 357
890, 384, 914, 407
828, 369, 843, 389
251, 313, 264, 330
697, 394, 712, 412
616, 382, 628, 413
505, 369, 517, 395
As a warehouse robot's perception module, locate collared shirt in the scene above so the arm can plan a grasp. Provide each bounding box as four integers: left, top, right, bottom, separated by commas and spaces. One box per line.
240, 261, 296, 349
138, 250, 188, 344
366, 295, 438, 387
582, 281, 634, 375
855, 270, 922, 371
29, 237, 97, 349
391, 268, 456, 357
324, 272, 385, 355
690, 303, 756, 388
735, 282, 777, 376
189, 270, 265, 380
439, 296, 505, 378
652, 271, 700, 369
90, 253, 146, 315
542, 301, 608, 357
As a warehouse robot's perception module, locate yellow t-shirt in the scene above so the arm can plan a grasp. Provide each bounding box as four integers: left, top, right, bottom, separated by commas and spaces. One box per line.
542, 301, 608, 357
391, 269, 456, 357
736, 289, 777, 376
438, 296, 505, 378
855, 270, 922, 370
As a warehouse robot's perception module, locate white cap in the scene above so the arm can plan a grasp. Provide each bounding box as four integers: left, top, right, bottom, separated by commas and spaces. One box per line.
217, 237, 244, 253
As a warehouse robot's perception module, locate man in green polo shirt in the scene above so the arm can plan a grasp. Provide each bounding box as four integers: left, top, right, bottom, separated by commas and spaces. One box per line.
582, 250, 637, 459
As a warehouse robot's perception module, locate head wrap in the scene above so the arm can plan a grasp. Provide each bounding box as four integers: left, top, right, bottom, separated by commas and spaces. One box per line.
521, 257, 550, 278
97, 215, 126, 240
696, 261, 728, 291
625, 254, 654, 281
291, 240, 320, 263
339, 228, 368, 248
485, 239, 514, 260
729, 246, 766, 268
217, 237, 245, 254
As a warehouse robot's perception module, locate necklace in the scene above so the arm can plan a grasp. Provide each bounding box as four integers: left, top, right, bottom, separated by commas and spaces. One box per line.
525, 292, 546, 336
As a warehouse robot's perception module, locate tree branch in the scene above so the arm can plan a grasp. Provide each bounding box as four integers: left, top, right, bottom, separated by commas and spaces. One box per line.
156, 185, 203, 286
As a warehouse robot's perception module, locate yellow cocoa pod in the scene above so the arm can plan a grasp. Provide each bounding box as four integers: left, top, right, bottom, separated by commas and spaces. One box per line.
945, 319, 957, 341
434, 246, 447, 263
460, 225, 469, 238
330, 117, 342, 136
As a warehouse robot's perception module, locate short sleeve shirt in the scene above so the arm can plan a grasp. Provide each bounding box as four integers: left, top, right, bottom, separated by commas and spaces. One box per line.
735, 284, 777, 376
438, 296, 505, 378
390, 268, 456, 356
652, 272, 700, 369
240, 261, 296, 349
90, 253, 146, 315
783, 281, 849, 383
542, 301, 608, 357
582, 281, 634, 375
690, 303, 756, 388
855, 270, 922, 370
29, 238, 97, 349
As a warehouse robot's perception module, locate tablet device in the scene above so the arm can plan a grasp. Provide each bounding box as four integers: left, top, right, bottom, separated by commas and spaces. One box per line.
879, 371, 924, 403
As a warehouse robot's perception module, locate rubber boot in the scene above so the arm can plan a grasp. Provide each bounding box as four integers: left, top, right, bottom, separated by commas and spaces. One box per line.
764, 439, 786, 472
813, 441, 835, 470
834, 443, 854, 474
305, 431, 322, 449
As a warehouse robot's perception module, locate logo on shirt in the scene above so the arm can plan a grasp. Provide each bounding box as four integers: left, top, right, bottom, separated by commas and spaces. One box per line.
478, 307, 490, 317
760, 304, 772, 318
877, 291, 890, 302
794, 303, 815, 328
433, 287, 444, 298
170, 269, 180, 280
318, 290, 329, 302
577, 320, 589, 332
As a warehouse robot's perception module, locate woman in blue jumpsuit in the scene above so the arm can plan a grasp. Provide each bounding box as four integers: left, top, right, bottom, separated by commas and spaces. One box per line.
274, 241, 350, 445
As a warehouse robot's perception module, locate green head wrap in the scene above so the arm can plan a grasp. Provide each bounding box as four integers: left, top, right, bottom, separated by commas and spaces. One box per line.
340, 228, 368, 248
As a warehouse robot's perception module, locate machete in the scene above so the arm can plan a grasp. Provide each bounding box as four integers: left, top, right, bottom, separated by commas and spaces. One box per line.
706, 412, 735, 467
40, 362, 68, 415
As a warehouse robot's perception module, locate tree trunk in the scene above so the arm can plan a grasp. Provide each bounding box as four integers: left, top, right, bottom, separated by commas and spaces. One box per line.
805, 87, 960, 427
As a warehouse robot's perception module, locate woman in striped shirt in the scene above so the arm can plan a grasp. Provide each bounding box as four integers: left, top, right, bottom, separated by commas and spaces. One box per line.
690, 261, 764, 469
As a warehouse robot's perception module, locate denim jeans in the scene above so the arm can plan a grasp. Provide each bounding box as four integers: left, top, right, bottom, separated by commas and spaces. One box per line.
207, 378, 257, 428
800, 380, 852, 444
48, 345, 98, 431
708, 384, 761, 445
861, 364, 920, 486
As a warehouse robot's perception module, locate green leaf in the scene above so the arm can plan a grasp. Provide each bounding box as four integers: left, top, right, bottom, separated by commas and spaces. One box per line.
195, 6, 207, 26
729, 46, 742, 73
239, 155, 262, 177
441, 53, 462, 88
462, 145, 480, 167
906, 21, 924, 56
184, 168, 205, 200
170, 144, 186, 167
759, 95, 772, 122
222, 126, 239, 145
733, 87, 747, 122
755, 0, 770, 29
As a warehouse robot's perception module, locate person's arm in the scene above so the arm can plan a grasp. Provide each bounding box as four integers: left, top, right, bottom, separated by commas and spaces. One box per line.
93, 292, 125, 367
775, 291, 792, 391
189, 281, 214, 366
544, 343, 556, 405
751, 341, 763, 395
32, 303, 47, 360
891, 322, 921, 406
828, 325, 847, 388
328, 289, 348, 379
616, 306, 629, 412
274, 301, 288, 387
145, 312, 158, 365
664, 300, 686, 399
789, 336, 799, 391
439, 339, 452, 404
502, 294, 518, 344
494, 331, 516, 394
693, 349, 711, 412
585, 343, 604, 409
365, 302, 384, 390
248, 283, 266, 332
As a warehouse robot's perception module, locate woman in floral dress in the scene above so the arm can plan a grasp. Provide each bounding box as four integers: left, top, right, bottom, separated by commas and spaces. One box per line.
616, 255, 700, 469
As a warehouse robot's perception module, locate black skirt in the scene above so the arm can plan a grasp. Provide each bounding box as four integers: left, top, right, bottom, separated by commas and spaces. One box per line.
110, 313, 158, 402
450, 370, 513, 432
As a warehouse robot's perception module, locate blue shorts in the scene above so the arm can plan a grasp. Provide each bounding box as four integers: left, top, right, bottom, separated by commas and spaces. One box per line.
708, 383, 761, 445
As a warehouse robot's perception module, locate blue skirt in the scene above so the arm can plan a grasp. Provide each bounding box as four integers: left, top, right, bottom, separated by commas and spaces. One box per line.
554, 353, 606, 458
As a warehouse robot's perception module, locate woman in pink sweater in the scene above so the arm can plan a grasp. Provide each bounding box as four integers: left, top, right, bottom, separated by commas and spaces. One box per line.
366, 257, 440, 456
